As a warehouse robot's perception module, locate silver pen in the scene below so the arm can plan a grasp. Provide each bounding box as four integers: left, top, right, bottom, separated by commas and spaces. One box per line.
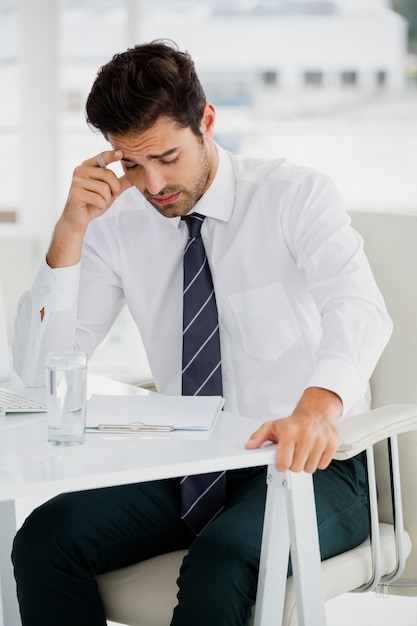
97, 422, 174, 432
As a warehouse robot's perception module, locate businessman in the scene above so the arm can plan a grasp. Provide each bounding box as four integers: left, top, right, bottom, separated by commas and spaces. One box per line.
12, 40, 392, 626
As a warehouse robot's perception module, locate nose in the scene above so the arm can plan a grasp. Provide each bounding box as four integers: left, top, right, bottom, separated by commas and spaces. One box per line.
144, 165, 167, 196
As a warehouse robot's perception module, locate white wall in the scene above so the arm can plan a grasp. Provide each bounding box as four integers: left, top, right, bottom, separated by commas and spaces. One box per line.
0, 235, 46, 342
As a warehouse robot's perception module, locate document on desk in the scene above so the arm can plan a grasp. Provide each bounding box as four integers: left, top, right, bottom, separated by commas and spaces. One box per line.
85, 394, 225, 432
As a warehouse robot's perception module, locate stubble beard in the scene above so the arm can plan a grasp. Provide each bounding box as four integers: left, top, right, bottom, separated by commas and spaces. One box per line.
145, 144, 212, 219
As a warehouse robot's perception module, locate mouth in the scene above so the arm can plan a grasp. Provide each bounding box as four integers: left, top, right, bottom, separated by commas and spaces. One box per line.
151, 191, 181, 205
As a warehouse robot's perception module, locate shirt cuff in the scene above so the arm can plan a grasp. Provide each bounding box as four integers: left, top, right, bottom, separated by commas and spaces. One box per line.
305, 357, 365, 417
30, 258, 81, 312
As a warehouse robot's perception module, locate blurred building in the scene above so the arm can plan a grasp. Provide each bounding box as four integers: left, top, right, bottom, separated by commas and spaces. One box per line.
0, 0, 409, 217
60, 0, 408, 123
0, 0, 414, 380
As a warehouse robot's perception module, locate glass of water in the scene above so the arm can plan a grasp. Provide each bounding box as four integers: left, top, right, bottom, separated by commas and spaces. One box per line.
46, 351, 87, 445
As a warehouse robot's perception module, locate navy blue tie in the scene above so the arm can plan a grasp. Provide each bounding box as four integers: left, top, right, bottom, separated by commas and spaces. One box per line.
180, 213, 226, 535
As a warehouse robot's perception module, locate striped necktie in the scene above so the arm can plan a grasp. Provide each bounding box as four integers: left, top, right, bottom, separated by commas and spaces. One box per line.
180, 213, 226, 535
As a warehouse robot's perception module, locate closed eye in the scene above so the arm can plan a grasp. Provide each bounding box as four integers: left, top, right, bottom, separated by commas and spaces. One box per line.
122, 157, 178, 170
122, 160, 139, 171
161, 157, 179, 167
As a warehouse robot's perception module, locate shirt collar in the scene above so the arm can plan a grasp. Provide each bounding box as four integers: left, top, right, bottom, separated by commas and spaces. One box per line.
170, 142, 236, 229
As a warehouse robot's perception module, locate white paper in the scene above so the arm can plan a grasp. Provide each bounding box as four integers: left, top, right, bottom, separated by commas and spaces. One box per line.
85, 394, 225, 431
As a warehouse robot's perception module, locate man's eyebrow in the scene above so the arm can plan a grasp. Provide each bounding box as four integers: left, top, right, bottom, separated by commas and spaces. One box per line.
149, 147, 179, 160
121, 147, 179, 164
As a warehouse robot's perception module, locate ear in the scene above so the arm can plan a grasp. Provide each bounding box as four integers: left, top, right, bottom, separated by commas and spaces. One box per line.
200, 102, 216, 138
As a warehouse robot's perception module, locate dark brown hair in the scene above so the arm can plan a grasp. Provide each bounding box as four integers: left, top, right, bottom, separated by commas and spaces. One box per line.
86, 39, 206, 138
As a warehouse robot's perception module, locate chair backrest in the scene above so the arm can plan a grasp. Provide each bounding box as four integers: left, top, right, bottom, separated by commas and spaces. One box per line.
350, 211, 417, 594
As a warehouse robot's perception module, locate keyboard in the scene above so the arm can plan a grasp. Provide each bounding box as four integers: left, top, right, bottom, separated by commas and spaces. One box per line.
0, 388, 47, 413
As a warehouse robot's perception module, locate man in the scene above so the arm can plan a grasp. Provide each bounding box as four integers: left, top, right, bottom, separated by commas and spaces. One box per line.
12, 40, 392, 626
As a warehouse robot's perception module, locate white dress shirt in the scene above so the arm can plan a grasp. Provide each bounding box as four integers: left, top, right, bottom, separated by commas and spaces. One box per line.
13, 144, 392, 422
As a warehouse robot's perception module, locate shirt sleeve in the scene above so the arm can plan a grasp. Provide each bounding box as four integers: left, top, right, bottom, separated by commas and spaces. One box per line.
12, 259, 81, 386
283, 171, 393, 416
13, 218, 127, 388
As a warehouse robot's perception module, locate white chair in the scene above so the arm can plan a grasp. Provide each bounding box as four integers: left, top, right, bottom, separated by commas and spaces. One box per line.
97, 211, 417, 625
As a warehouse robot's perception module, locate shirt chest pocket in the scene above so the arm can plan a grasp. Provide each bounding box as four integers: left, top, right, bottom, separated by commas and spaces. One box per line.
228, 282, 301, 361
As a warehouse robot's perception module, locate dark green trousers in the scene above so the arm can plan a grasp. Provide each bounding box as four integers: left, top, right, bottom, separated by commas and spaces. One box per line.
12, 460, 369, 626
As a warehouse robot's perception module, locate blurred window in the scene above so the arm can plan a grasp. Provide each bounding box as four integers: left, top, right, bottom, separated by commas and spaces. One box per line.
376, 69, 387, 87
304, 70, 323, 87
262, 70, 279, 87
341, 70, 358, 86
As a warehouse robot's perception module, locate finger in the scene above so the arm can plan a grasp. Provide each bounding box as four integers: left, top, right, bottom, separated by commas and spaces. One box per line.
287, 444, 312, 473
317, 440, 340, 471
97, 154, 107, 169
274, 439, 296, 472
72, 166, 117, 203
82, 149, 124, 169
285, 428, 321, 473
245, 421, 276, 449
302, 431, 340, 472
298, 447, 324, 474
75, 164, 126, 200
89, 152, 132, 197
316, 452, 333, 471
66, 185, 109, 213
118, 173, 133, 194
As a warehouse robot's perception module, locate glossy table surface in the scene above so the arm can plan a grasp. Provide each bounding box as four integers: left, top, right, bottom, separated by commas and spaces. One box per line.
0, 374, 275, 503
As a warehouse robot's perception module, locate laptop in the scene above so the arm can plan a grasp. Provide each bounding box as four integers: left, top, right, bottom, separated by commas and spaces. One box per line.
0, 277, 46, 413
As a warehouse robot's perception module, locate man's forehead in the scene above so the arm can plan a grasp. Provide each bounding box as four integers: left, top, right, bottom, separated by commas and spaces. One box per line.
108, 121, 191, 159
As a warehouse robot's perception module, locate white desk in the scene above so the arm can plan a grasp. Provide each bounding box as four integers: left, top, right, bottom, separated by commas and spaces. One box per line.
0, 376, 326, 626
